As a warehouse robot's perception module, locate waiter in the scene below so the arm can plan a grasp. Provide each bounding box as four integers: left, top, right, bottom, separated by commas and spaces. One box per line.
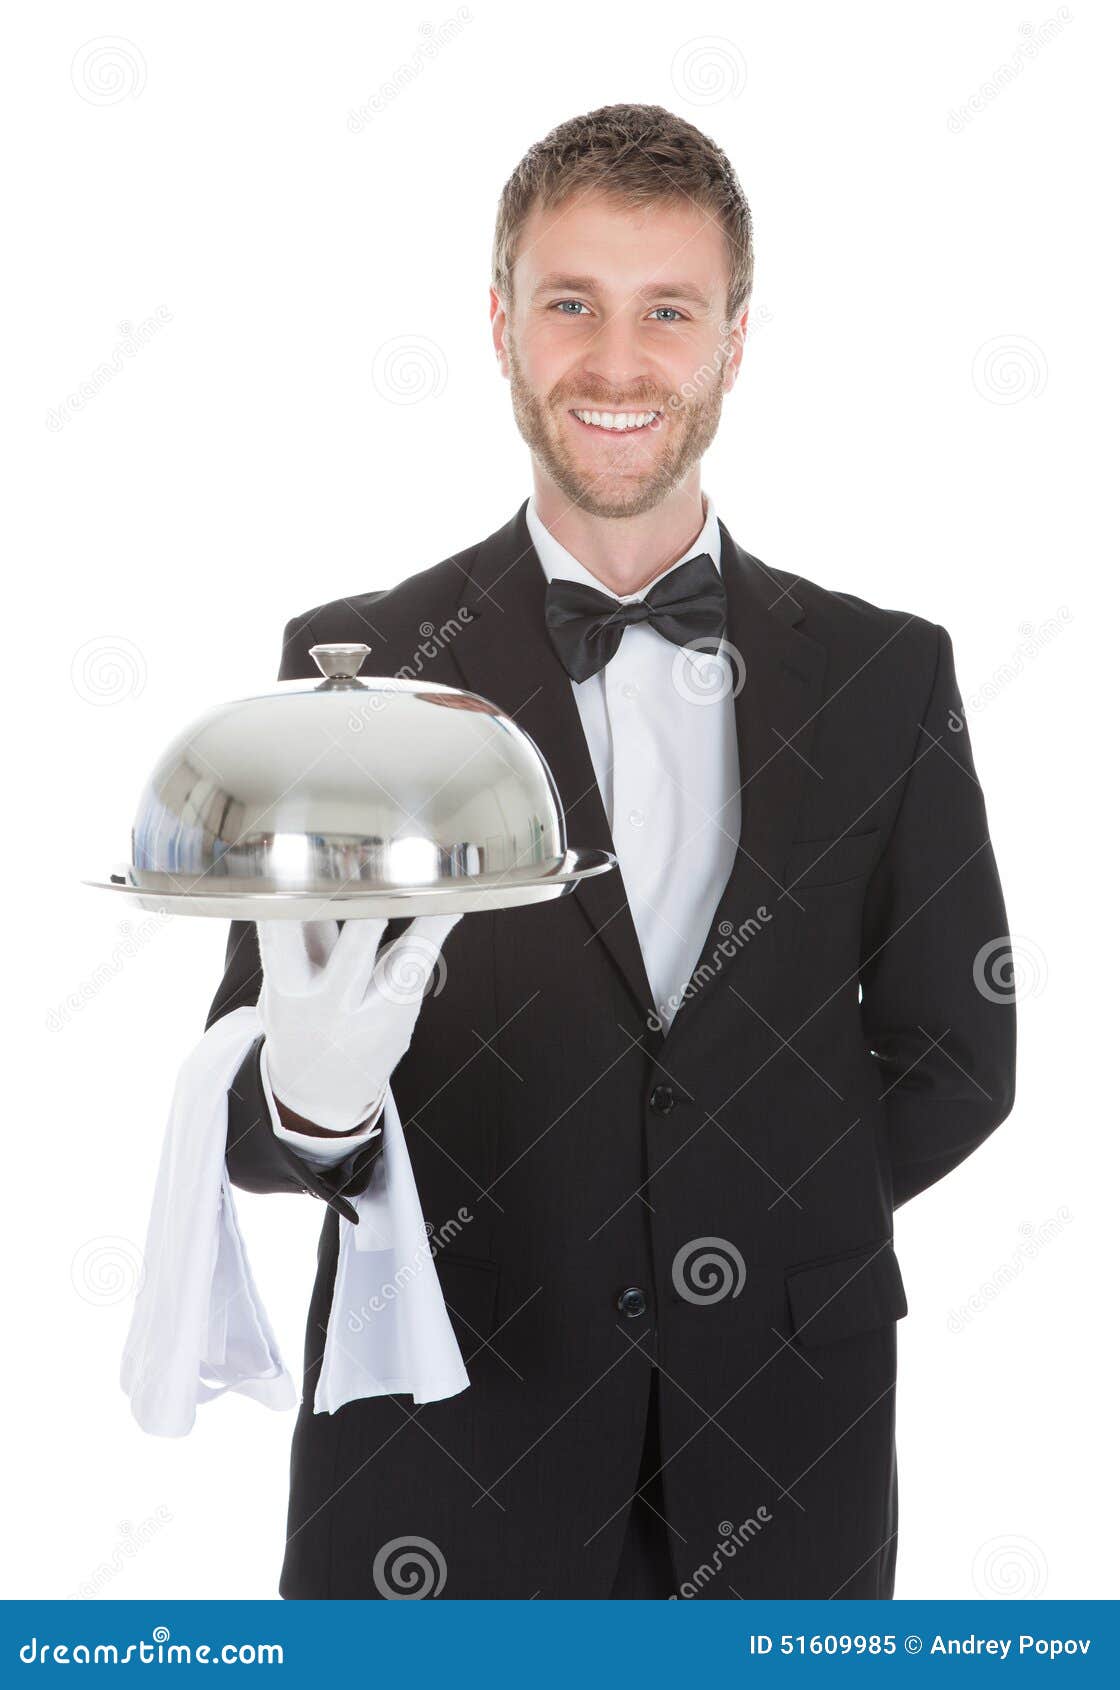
207, 102, 1016, 1598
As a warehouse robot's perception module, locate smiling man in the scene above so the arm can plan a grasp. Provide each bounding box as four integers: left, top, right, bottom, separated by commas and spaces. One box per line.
207, 103, 1016, 1599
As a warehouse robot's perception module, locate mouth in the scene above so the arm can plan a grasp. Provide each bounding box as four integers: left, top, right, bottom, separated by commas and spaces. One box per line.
568, 407, 663, 436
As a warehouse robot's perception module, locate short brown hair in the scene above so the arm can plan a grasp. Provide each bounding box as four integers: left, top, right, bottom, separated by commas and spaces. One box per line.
492, 102, 753, 325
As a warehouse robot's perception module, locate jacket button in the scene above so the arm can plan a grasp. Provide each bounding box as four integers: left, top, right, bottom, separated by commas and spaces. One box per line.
617, 1287, 647, 1319
649, 1084, 676, 1115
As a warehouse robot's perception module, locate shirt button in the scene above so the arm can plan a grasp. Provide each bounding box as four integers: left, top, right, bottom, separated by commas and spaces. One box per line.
628, 808, 645, 828
621, 682, 639, 700
649, 1084, 676, 1115
617, 1287, 647, 1319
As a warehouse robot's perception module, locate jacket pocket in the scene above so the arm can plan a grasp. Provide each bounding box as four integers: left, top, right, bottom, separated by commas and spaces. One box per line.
785, 1239, 907, 1347
784, 827, 882, 889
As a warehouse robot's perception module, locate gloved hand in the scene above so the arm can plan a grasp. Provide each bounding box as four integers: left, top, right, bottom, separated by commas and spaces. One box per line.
257, 914, 462, 1133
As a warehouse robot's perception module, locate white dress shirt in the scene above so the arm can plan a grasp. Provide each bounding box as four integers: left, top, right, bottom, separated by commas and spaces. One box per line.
526, 492, 740, 1030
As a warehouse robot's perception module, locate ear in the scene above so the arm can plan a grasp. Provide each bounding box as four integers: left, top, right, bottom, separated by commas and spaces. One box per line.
490, 287, 511, 379
721, 306, 750, 394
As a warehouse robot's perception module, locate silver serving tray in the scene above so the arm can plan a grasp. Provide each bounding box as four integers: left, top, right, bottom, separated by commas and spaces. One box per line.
83, 846, 616, 920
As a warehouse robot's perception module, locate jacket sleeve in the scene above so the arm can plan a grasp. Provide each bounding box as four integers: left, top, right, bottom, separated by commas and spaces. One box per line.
859, 622, 1016, 1206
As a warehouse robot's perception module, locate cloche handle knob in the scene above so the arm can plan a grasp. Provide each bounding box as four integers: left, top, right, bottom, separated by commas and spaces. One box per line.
309, 643, 372, 681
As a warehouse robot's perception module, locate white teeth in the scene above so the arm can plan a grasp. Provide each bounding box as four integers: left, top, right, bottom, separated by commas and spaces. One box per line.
573, 409, 658, 431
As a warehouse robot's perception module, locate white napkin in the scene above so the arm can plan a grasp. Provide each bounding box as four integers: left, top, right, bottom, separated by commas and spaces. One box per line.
120, 1005, 468, 1437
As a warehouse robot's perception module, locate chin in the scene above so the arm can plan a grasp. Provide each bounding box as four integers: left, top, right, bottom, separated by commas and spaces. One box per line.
562, 479, 671, 520
547, 451, 672, 518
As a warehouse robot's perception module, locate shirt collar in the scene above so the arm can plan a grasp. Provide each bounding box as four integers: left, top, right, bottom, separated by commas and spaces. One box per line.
526, 492, 722, 603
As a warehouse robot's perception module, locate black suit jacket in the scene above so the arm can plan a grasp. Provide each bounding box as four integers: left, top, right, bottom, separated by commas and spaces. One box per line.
207, 501, 1015, 1598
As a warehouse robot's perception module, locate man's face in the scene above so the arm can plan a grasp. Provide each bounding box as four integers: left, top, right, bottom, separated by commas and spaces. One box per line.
492, 190, 746, 519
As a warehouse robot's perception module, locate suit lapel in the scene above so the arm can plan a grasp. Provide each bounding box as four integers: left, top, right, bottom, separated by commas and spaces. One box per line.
448, 501, 658, 1021
446, 503, 828, 1038
658, 524, 828, 1045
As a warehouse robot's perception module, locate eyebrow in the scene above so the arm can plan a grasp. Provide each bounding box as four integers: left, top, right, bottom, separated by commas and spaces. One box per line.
531, 272, 713, 310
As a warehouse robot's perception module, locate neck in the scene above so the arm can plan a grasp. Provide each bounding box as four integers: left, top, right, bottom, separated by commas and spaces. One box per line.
530, 464, 707, 597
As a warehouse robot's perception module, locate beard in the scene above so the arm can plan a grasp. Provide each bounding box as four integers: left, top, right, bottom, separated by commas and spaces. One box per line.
507, 336, 725, 519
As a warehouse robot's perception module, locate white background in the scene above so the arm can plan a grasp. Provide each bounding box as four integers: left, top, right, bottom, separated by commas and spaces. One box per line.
3, 0, 1115, 1600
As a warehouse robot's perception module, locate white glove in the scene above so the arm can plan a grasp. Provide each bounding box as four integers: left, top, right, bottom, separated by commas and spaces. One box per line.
257, 914, 462, 1134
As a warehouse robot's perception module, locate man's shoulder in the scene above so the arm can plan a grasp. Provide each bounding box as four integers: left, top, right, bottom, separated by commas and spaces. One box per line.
278, 544, 484, 680
748, 551, 945, 681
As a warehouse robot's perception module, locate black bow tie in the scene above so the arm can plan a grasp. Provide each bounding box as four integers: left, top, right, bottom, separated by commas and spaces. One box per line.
544, 552, 727, 684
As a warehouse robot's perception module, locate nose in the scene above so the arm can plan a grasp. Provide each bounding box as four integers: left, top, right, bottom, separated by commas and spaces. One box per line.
578, 311, 652, 398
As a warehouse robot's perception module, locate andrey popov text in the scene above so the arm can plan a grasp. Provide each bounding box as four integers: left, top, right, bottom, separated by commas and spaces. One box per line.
747, 1634, 1092, 1660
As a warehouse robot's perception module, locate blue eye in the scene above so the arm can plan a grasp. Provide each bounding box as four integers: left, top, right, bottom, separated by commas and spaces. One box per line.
650, 307, 684, 322
553, 300, 589, 315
